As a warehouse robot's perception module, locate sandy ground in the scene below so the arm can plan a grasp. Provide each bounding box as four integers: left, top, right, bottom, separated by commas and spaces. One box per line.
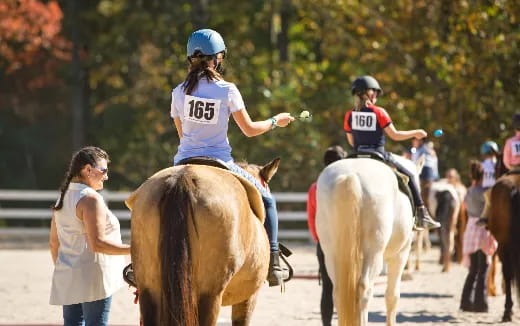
0, 244, 518, 326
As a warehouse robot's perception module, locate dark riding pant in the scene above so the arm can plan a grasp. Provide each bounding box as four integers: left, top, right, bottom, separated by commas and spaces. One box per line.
317, 242, 334, 326
460, 250, 489, 312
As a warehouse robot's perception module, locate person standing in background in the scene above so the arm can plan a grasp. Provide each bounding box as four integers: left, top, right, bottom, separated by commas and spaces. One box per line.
480, 141, 499, 189
460, 160, 497, 312
49, 146, 130, 326
307, 145, 347, 326
411, 138, 439, 206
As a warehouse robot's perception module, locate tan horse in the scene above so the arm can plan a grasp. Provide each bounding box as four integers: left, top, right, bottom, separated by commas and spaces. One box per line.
126, 159, 280, 326
483, 171, 520, 322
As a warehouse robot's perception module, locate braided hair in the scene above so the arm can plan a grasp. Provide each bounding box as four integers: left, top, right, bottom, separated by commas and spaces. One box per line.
53, 146, 109, 211
182, 51, 224, 95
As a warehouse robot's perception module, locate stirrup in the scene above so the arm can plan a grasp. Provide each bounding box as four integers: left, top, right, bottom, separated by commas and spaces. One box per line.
123, 263, 137, 288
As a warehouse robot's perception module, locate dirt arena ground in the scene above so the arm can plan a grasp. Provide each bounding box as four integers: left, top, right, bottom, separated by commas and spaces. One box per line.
0, 244, 518, 325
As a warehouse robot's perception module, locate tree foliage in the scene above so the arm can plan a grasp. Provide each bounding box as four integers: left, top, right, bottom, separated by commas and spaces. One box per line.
1, 0, 519, 191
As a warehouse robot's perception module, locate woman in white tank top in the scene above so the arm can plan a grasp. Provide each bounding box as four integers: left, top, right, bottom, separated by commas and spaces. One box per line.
49, 146, 130, 326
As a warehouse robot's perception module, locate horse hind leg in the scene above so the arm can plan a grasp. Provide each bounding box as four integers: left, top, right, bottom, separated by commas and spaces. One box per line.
501, 252, 514, 322
385, 243, 412, 326
231, 293, 259, 326
198, 293, 223, 326
358, 252, 384, 326
138, 288, 158, 326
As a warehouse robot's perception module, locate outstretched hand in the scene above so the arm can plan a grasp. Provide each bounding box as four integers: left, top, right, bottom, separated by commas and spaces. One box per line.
414, 129, 427, 139
274, 113, 295, 127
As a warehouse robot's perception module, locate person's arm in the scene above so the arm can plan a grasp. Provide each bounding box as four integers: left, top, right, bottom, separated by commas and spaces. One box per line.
49, 213, 59, 264
173, 118, 183, 139
346, 133, 354, 147
384, 123, 427, 141
503, 138, 512, 170
77, 194, 130, 255
232, 109, 294, 137
306, 183, 319, 243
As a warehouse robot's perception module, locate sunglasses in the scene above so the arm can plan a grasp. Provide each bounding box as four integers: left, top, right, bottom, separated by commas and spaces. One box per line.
93, 165, 108, 175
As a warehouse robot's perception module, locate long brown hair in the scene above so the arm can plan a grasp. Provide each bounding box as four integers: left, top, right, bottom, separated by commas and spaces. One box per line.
53, 146, 109, 210
469, 159, 484, 183
182, 52, 223, 95
353, 91, 373, 111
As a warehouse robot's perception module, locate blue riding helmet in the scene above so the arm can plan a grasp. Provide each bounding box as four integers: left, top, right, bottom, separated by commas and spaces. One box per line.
187, 29, 226, 57
480, 141, 499, 155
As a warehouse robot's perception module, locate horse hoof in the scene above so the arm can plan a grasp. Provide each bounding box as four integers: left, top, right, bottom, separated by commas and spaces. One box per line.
401, 273, 413, 281
502, 314, 512, 322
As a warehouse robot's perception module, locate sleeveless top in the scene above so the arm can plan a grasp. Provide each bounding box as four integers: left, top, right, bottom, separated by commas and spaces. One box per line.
170, 79, 245, 164
343, 104, 392, 150
49, 183, 125, 305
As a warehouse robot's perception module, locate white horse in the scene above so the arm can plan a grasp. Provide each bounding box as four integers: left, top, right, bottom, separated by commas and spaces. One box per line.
316, 154, 423, 326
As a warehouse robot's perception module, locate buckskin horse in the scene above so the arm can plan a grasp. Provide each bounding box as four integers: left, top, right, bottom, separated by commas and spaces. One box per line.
316, 154, 423, 326
126, 159, 281, 326
483, 169, 520, 322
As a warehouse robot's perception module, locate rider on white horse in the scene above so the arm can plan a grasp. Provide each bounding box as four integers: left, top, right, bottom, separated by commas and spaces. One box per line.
344, 75, 441, 230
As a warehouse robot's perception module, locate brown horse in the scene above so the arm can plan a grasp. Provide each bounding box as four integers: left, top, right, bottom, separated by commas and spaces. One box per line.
408, 180, 460, 272
126, 159, 280, 326
484, 170, 520, 322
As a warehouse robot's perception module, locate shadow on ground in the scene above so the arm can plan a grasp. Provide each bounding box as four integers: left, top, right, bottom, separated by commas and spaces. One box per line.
368, 310, 456, 323
374, 292, 453, 299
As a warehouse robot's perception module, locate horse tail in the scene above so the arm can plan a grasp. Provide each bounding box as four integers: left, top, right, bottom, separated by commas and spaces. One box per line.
159, 171, 198, 326
334, 174, 362, 326
509, 187, 520, 300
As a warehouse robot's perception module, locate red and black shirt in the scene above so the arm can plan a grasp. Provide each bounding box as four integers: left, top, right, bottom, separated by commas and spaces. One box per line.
344, 104, 392, 150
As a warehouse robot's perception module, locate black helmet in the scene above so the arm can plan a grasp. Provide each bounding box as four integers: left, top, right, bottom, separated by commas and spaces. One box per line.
513, 112, 520, 131
351, 75, 383, 95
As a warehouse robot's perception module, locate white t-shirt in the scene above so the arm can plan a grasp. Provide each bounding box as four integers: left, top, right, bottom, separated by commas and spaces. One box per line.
481, 158, 497, 188
50, 183, 125, 305
171, 79, 245, 164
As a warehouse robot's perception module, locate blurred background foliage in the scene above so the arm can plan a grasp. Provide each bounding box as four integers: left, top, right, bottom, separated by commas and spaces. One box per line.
1, 0, 519, 191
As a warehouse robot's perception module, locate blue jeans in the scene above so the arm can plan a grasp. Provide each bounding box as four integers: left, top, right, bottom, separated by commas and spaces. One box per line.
63, 296, 112, 326
226, 162, 280, 252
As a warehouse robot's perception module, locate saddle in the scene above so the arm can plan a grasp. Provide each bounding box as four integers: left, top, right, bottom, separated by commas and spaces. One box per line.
346, 151, 415, 211
177, 156, 230, 170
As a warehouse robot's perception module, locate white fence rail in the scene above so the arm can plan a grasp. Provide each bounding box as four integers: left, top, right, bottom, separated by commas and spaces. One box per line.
0, 190, 311, 241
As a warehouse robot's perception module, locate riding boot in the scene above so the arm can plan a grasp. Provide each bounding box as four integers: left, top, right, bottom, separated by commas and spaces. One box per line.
267, 250, 289, 287
416, 206, 441, 230
473, 251, 489, 312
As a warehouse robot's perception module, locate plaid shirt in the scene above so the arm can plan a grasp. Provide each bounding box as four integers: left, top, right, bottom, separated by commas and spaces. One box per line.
462, 216, 498, 267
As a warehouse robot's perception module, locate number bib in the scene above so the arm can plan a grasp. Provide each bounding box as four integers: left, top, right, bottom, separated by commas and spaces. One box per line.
184, 95, 221, 125
351, 111, 377, 131
512, 140, 520, 157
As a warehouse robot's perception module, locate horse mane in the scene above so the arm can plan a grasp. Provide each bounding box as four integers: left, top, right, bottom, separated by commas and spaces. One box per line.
495, 151, 509, 178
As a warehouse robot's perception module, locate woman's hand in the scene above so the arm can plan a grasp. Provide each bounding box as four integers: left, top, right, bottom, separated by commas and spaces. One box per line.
273, 113, 295, 127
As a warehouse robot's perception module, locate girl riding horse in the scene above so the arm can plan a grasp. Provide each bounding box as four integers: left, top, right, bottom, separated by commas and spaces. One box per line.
170, 29, 294, 286
344, 75, 440, 230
